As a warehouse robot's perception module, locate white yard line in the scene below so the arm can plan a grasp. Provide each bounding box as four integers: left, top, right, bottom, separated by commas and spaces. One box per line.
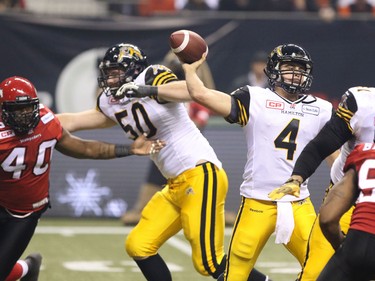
35, 226, 193, 256
35, 226, 235, 235
35, 226, 234, 256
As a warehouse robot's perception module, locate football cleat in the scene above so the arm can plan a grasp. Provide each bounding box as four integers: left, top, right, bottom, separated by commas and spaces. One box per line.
21, 253, 42, 281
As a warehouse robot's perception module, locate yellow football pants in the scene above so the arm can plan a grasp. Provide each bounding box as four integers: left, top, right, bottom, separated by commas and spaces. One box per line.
125, 162, 228, 276
223, 197, 316, 281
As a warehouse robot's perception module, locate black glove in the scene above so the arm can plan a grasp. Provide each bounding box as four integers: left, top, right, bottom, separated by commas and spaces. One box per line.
115, 82, 158, 99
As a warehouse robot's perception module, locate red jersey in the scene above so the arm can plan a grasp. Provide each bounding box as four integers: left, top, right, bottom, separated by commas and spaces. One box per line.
0, 105, 63, 212
344, 143, 375, 235
187, 101, 211, 129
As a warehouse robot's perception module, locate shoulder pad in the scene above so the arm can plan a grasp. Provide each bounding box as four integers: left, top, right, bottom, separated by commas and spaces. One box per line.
144, 64, 178, 86
339, 89, 358, 113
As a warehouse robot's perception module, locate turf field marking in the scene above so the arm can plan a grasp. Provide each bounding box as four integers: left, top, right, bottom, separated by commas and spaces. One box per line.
256, 261, 300, 274
35, 226, 193, 256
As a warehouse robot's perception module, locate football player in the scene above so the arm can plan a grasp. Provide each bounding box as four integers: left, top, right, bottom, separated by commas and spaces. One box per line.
57, 43, 270, 281
0, 76, 164, 281
268, 86, 375, 280
121, 50, 215, 227
318, 143, 375, 281
119, 44, 336, 281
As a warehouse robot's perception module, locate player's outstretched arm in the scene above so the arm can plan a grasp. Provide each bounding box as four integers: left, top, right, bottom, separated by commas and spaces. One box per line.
56, 129, 165, 159
116, 80, 192, 103
182, 54, 232, 117
57, 109, 116, 133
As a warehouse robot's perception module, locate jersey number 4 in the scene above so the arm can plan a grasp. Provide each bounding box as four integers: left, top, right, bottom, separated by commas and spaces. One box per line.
274, 119, 300, 160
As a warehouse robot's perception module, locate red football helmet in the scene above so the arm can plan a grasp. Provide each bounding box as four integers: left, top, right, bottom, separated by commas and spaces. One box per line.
0, 76, 40, 135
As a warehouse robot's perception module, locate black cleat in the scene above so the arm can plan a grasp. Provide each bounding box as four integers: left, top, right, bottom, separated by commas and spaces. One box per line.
21, 253, 42, 281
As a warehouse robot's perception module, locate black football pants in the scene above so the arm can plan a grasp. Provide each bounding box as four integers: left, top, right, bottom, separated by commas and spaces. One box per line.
317, 229, 375, 281
0, 206, 43, 281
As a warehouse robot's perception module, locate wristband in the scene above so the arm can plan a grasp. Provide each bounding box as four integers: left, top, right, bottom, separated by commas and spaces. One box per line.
114, 144, 133, 157
139, 85, 158, 98
285, 178, 302, 186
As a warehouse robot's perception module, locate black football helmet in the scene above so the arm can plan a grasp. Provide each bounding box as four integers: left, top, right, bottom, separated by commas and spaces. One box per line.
264, 44, 313, 95
97, 43, 148, 97
0, 76, 40, 135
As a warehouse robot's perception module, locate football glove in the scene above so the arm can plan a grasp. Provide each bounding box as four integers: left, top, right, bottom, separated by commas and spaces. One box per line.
268, 178, 302, 200
115, 82, 158, 99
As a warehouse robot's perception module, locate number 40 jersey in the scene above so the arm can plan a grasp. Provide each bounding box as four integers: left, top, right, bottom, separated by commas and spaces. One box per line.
225, 86, 333, 202
0, 105, 63, 212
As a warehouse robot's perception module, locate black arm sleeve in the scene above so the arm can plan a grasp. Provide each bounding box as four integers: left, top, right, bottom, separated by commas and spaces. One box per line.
292, 114, 353, 181
224, 86, 250, 126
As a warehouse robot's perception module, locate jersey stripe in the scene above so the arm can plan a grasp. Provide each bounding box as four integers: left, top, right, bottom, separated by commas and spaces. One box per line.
336, 105, 354, 133
152, 72, 177, 86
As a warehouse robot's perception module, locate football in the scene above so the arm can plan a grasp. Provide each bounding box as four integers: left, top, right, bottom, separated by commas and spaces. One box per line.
169, 30, 208, 64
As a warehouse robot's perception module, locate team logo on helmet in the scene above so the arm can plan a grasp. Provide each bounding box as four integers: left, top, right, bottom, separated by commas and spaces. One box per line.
118, 46, 144, 63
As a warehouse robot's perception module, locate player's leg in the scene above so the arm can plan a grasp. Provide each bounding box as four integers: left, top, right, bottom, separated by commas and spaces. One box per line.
284, 198, 316, 266
125, 186, 182, 281
316, 229, 372, 281
121, 161, 165, 225
179, 163, 228, 278
220, 198, 276, 281
315, 251, 351, 281
298, 192, 354, 280
0, 207, 42, 281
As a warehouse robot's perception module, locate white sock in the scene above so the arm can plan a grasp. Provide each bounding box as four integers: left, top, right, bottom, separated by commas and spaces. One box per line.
18, 260, 29, 278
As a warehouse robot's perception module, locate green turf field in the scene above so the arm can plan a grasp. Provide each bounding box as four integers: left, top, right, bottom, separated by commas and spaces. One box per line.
24, 218, 300, 281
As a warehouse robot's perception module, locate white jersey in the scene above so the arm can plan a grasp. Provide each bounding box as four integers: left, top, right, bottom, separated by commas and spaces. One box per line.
97, 64, 221, 179
226, 86, 332, 201
330, 86, 375, 184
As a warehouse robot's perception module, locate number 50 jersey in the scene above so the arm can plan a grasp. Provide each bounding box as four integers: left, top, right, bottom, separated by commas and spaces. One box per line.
97, 64, 222, 179
226, 86, 333, 201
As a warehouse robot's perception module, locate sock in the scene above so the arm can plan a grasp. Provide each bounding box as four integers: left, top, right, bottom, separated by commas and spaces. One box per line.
248, 268, 270, 281
135, 254, 172, 281
5, 260, 28, 281
212, 255, 226, 279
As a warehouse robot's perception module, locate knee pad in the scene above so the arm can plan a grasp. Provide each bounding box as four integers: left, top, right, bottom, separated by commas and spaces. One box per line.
125, 229, 158, 258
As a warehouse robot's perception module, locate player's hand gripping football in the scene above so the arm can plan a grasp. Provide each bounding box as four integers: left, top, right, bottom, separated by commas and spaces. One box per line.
268, 177, 302, 200
181, 52, 207, 74
131, 134, 166, 155
115, 82, 157, 100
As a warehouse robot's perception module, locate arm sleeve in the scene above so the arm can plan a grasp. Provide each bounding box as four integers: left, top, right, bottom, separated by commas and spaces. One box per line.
292, 90, 358, 181
292, 114, 353, 181
224, 86, 251, 126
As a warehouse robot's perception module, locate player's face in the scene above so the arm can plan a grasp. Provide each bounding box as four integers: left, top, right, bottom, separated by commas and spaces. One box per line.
279, 62, 306, 87
10, 104, 35, 127
104, 69, 126, 88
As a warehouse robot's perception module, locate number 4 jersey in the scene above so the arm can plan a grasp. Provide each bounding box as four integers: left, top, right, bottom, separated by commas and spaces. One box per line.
0, 105, 63, 212
225, 86, 333, 201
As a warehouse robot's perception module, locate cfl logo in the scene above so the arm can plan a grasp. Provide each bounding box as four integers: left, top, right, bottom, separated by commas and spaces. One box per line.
266, 100, 284, 110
